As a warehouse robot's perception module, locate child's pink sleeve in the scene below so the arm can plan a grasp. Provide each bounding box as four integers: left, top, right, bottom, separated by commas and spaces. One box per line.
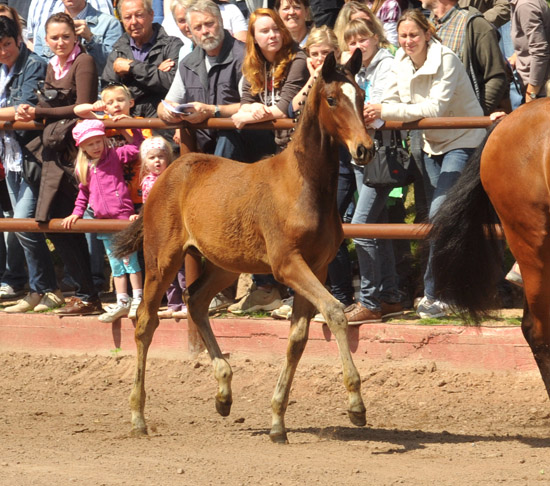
116, 129, 145, 165
72, 183, 90, 217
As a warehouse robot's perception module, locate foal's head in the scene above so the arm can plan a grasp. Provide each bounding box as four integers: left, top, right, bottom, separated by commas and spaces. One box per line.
309, 49, 374, 163
311, 49, 374, 164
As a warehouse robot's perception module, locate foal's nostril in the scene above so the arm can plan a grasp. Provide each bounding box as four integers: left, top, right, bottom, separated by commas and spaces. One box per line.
356, 144, 366, 161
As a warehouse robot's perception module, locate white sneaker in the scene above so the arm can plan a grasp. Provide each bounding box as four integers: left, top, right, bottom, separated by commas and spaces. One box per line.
99, 301, 130, 323
416, 297, 450, 319
0, 284, 26, 300
128, 297, 141, 319
271, 296, 294, 320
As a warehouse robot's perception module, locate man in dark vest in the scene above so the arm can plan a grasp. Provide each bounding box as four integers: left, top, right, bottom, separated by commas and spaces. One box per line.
158, 0, 245, 158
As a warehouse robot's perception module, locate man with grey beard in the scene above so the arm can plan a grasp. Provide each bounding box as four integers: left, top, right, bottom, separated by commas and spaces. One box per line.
158, 0, 245, 157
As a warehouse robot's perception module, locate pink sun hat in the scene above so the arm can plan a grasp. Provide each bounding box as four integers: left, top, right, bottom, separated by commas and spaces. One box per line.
72, 119, 106, 146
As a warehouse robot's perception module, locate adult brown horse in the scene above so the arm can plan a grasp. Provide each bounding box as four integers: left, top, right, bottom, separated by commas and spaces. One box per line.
115, 50, 374, 443
430, 99, 550, 400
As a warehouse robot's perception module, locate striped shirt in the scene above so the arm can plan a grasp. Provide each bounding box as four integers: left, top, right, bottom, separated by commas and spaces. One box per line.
27, 0, 115, 40
433, 5, 468, 59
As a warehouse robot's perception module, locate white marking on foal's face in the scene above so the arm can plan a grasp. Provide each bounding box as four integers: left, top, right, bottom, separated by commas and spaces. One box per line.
341, 82, 359, 115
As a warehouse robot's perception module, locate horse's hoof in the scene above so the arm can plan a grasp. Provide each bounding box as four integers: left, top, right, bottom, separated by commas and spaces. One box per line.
348, 410, 366, 427
129, 427, 148, 437
269, 430, 289, 444
215, 399, 232, 417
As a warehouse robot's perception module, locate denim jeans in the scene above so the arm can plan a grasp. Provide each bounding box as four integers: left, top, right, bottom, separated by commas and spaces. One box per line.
84, 206, 106, 292
351, 166, 401, 310
421, 148, 474, 300
47, 190, 97, 301
326, 155, 356, 306
6, 171, 58, 293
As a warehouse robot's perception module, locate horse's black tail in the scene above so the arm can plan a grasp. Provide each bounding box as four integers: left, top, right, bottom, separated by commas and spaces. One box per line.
113, 212, 144, 259
430, 125, 502, 323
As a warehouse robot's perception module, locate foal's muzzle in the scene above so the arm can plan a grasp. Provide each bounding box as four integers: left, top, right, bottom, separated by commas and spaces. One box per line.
352, 144, 375, 165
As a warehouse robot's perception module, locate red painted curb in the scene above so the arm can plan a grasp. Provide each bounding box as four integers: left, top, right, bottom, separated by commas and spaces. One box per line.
0, 313, 536, 371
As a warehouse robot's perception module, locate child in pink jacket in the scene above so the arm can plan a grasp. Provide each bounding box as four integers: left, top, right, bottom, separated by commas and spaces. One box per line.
62, 119, 144, 323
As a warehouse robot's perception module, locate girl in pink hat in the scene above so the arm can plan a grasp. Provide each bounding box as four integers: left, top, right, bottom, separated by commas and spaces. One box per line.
62, 119, 145, 323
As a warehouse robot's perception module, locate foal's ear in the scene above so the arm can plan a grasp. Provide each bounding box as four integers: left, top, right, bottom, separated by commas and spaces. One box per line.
321, 51, 337, 80
345, 48, 363, 76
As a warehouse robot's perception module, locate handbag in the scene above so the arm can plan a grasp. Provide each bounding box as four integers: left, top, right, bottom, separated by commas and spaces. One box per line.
42, 118, 78, 151
363, 130, 414, 188
35, 81, 78, 151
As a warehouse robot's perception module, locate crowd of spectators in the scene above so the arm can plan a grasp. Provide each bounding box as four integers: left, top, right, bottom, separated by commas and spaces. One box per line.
0, 0, 547, 323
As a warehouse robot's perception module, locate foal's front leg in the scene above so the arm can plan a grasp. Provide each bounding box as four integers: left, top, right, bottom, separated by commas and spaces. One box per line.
273, 257, 366, 436
270, 293, 314, 443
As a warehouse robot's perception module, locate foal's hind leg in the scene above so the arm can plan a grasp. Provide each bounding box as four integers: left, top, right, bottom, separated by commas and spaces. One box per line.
270, 293, 315, 443
186, 260, 239, 417
273, 257, 366, 435
130, 246, 183, 435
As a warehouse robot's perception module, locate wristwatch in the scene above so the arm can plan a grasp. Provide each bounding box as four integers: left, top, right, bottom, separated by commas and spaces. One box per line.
527, 91, 537, 100
214, 105, 221, 118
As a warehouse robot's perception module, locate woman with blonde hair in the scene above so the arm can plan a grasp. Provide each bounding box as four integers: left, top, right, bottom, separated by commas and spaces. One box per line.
334, 1, 389, 52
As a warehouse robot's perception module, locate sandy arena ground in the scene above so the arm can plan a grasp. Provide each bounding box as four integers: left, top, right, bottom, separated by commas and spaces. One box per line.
2, 345, 550, 485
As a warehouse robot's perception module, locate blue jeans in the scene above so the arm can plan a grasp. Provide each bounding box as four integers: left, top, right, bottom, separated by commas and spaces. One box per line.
6, 171, 54, 292
422, 148, 474, 299
351, 166, 401, 310
327, 155, 356, 306
84, 207, 106, 292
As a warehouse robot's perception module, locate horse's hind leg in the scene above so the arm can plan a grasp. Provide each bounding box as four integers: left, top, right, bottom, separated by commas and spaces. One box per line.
186, 260, 239, 417
520, 269, 550, 399
130, 244, 183, 436
269, 293, 315, 443
273, 257, 366, 434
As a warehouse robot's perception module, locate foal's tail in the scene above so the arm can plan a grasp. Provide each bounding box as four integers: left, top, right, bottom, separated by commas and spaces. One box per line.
113, 213, 144, 259
430, 125, 502, 322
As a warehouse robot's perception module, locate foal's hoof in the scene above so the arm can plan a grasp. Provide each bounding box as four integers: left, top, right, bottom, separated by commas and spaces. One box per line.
269, 430, 289, 444
129, 426, 148, 437
348, 410, 367, 427
215, 398, 232, 417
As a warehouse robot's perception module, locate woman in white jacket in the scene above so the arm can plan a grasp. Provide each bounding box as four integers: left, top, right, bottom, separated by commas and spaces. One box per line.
365, 9, 486, 319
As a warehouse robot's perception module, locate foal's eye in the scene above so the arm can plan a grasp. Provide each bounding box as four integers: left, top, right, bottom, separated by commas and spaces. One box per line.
327, 97, 336, 107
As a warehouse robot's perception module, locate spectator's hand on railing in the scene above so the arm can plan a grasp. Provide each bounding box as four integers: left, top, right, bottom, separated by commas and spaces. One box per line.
363, 103, 382, 125
158, 59, 175, 72
74, 103, 102, 119
181, 102, 213, 124
62, 214, 80, 229
490, 111, 506, 122
15, 104, 36, 121
157, 100, 185, 124
231, 110, 254, 129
